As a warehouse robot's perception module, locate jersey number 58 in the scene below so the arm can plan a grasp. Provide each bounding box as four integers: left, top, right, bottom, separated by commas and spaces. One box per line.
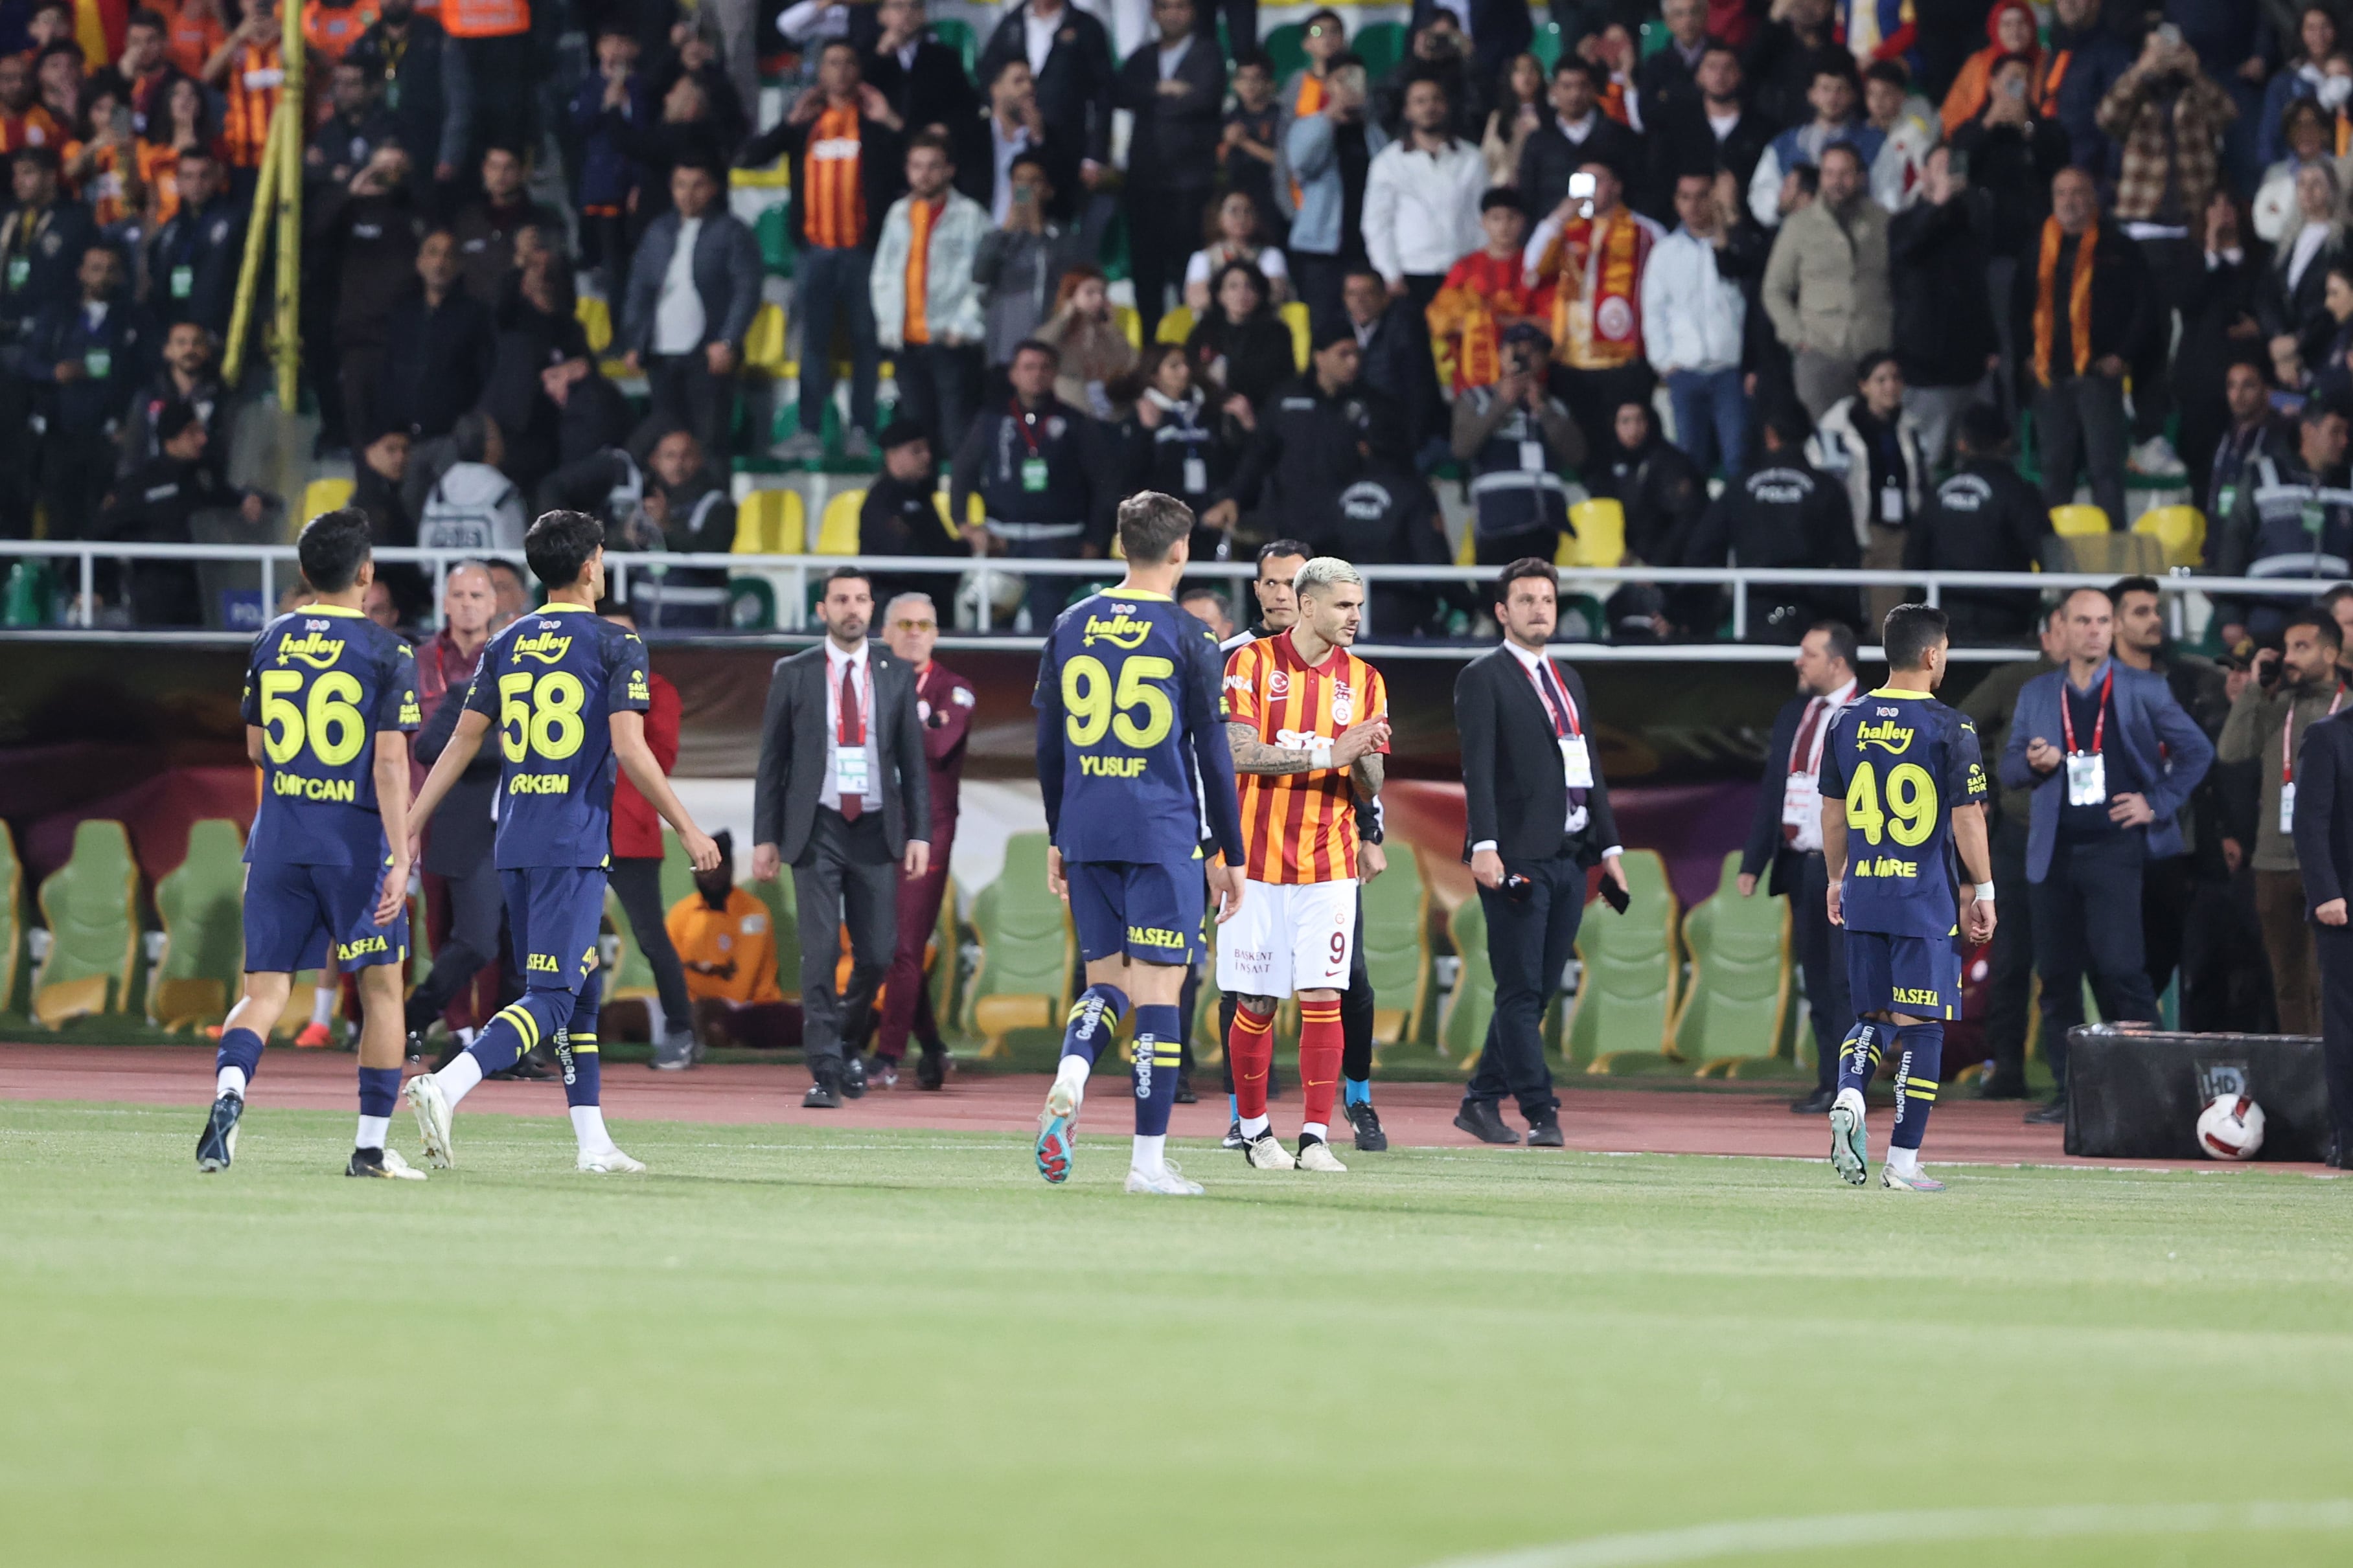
1062, 654, 1175, 748
498, 671, 587, 762
1844, 760, 1938, 847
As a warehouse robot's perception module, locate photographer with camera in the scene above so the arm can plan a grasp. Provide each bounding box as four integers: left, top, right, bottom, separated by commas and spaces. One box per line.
1451, 321, 1581, 565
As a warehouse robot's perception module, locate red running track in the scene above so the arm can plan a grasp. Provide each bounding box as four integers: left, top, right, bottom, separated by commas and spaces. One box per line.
0, 1043, 2326, 1172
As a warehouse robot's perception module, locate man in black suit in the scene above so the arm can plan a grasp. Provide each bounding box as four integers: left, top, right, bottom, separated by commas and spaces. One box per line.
1342, 266, 1445, 460
2291, 705, 2353, 1165
1737, 620, 1863, 1115
1408, 0, 1532, 91
1115, 0, 1226, 340
976, 0, 1116, 194
1517, 58, 1642, 220
752, 566, 934, 1108
1646, 45, 1773, 217
1454, 558, 1632, 1146
867, 0, 979, 142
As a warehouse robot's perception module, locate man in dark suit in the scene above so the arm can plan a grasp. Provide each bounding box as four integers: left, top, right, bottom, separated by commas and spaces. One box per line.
1407, 0, 1531, 89
2290, 705, 2353, 1165
1999, 586, 2214, 1125
1738, 620, 1862, 1115
1517, 58, 1642, 221
977, 0, 1116, 189
1114, 0, 1225, 340
867, 0, 980, 142
1454, 558, 1632, 1146
752, 565, 934, 1108
1342, 266, 1445, 461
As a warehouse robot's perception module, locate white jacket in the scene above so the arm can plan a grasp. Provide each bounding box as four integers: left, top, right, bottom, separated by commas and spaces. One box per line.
1815, 393, 1927, 548
1640, 225, 1747, 376
1361, 136, 1484, 282
869, 188, 991, 352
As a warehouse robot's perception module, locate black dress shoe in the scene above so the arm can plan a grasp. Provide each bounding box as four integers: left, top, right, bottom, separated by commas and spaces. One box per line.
1173, 1076, 1198, 1105
2024, 1098, 2068, 1125
1454, 1100, 1520, 1145
1977, 1070, 2030, 1100
1789, 1087, 1835, 1115
915, 1045, 947, 1091
803, 1074, 842, 1109
841, 1054, 867, 1100
1526, 1120, 1565, 1148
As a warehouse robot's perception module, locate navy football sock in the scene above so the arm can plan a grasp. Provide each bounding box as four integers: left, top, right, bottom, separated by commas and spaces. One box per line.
1131, 1005, 1182, 1138
465, 992, 574, 1078
1834, 1022, 1882, 1098
558, 982, 603, 1108
215, 1027, 264, 1096
1058, 983, 1129, 1070
1888, 1023, 1944, 1153
356, 1065, 400, 1119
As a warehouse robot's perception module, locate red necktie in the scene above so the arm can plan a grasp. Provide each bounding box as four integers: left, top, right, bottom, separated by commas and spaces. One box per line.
838, 660, 864, 821
1783, 699, 1825, 844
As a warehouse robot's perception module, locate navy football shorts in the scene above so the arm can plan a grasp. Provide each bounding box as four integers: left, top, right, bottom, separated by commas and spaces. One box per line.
1846, 929, 1962, 1020
501, 865, 608, 994
1066, 858, 1206, 967
243, 858, 410, 974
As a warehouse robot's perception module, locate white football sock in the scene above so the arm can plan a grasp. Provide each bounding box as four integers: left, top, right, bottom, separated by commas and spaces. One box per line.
1131, 1133, 1165, 1172
355, 1114, 389, 1151
1887, 1144, 1920, 1176
1302, 1121, 1328, 1142
216, 1066, 247, 1099
1055, 1054, 1092, 1092
570, 1105, 614, 1152
310, 985, 336, 1027
1240, 1114, 1269, 1138
438, 1051, 485, 1108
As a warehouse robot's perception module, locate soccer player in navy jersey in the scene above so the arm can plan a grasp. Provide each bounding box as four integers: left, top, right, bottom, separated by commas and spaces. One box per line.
1819, 603, 1999, 1192
402, 511, 722, 1173
1032, 491, 1249, 1195
198, 510, 427, 1179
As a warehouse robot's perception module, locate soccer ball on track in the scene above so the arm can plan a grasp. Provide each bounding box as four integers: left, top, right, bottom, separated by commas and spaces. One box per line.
2195, 1093, 2266, 1161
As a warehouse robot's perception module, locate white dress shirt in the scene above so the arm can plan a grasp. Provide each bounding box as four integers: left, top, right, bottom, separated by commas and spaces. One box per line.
1469, 641, 1625, 858
652, 216, 707, 355
818, 639, 883, 815
1361, 135, 1485, 282
1779, 677, 1858, 853
1024, 1, 1063, 74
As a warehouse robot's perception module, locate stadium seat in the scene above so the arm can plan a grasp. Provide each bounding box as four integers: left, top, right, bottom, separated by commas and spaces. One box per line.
32, 819, 141, 1027
734, 486, 804, 554
150, 819, 246, 1032
1360, 845, 1432, 1051
1114, 303, 1142, 350
1264, 19, 1309, 76
1155, 305, 1194, 345
2041, 528, 2163, 576
817, 488, 864, 554
0, 820, 21, 1013
754, 198, 796, 278
1280, 299, 1310, 370
744, 301, 789, 376
1670, 852, 1794, 1076
575, 294, 614, 354
1532, 19, 1564, 68
1355, 20, 1408, 74
1567, 849, 1682, 1072
746, 872, 801, 1001
728, 576, 777, 629
299, 477, 354, 525
2049, 503, 2109, 536
963, 832, 1074, 1058
2133, 504, 2206, 569
1567, 497, 1627, 567
1441, 895, 1496, 1074
928, 876, 960, 1035
932, 488, 983, 536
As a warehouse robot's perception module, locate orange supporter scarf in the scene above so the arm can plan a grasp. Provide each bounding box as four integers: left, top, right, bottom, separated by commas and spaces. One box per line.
904, 196, 937, 344
1287, 71, 1326, 211
1548, 213, 1646, 370
2031, 216, 2096, 387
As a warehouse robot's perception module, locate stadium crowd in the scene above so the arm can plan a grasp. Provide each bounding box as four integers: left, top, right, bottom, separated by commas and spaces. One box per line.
10, 0, 2353, 642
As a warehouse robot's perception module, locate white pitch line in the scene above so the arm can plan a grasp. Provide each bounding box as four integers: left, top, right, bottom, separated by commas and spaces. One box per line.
1422, 1499, 2353, 1568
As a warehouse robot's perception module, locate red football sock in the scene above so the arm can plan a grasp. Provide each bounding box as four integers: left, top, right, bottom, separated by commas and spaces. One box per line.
1298, 999, 1344, 1135
1228, 1003, 1276, 1121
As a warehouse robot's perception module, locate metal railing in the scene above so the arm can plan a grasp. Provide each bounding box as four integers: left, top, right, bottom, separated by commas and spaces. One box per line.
0, 539, 2327, 655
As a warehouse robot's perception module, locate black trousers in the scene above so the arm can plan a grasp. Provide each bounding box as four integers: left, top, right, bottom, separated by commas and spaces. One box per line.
1466, 849, 1585, 1123
2033, 373, 2128, 530
1552, 360, 1657, 476
407, 852, 506, 1027
1291, 251, 1348, 337
1127, 184, 1211, 343
2028, 831, 2157, 1093
2315, 922, 2353, 1146
1789, 851, 1850, 1094
607, 854, 693, 1035
647, 353, 734, 459
1982, 814, 2036, 1081
792, 807, 899, 1073
39, 427, 116, 540
894, 341, 984, 453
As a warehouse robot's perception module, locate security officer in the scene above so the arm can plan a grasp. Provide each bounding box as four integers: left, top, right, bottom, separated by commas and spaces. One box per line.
1681, 403, 1859, 641
1449, 321, 1583, 567
2287, 700, 2353, 1165
148, 148, 246, 341
93, 401, 267, 625
27, 244, 145, 540
2212, 396, 2353, 649
947, 337, 1119, 631
1221, 324, 1390, 552
1329, 404, 1458, 636
1901, 404, 2050, 645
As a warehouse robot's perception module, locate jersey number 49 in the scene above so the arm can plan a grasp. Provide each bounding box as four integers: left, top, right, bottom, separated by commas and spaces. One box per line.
1844, 761, 1938, 847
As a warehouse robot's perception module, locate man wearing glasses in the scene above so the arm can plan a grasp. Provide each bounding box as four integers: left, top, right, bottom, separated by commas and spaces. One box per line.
862, 592, 978, 1089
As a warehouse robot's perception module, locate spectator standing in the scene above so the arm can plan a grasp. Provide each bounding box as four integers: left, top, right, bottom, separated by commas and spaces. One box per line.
2258, 161, 2348, 376
205, 1, 319, 179
1938, 0, 2039, 137
1038, 265, 1140, 418
346, 0, 458, 185
1182, 260, 1293, 419
27, 244, 143, 540
568, 28, 652, 295
1125, 342, 1244, 554
863, 592, 971, 1089
1526, 159, 1662, 459
1901, 404, 2049, 642
303, 58, 395, 193
2213, 398, 2353, 646
2001, 586, 2214, 1124
1184, 190, 1289, 312
1684, 405, 1861, 640
750, 566, 932, 1109
403, 560, 506, 1051
121, 317, 222, 475
1451, 322, 1582, 565
597, 600, 700, 1071
1860, 60, 1938, 214
437, 0, 533, 171
3, 148, 97, 346
2259, 6, 2341, 170
860, 418, 968, 611
1344, 264, 1445, 460
1738, 620, 1862, 1114
1478, 51, 1544, 189
1644, 169, 1752, 478
1635, 0, 1715, 131
871, 131, 988, 451
1114, 0, 1223, 339
1222, 324, 1386, 556
1221, 51, 1285, 231
1376, 14, 1480, 142
1745, 0, 1837, 125
1949, 54, 2068, 414
0, 52, 63, 152
1362, 73, 1484, 315
376, 226, 496, 442
620, 157, 761, 460
975, 0, 1114, 197
1590, 400, 1709, 574
2039, 0, 2130, 179
94, 400, 260, 624
315, 143, 424, 447
1283, 58, 1383, 333
1817, 350, 1925, 626
1276, 8, 1346, 133
2013, 165, 2150, 529
1763, 142, 1890, 420
739, 41, 902, 464
1428, 187, 1546, 391
1517, 59, 1638, 221
2255, 97, 2339, 247
1747, 57, 1883, 231
972, 149, 1092, 371
349, 424, 418, 613
866, 0, 977, 143
450, 142, 558, 304
959, 59, 1070, 223
948, 339, 1118, 630
1648, 44, 1773, 207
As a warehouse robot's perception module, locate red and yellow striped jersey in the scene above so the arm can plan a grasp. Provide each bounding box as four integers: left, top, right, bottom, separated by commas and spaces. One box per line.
1222, 633, 1386, 886
802, 105, 866, 249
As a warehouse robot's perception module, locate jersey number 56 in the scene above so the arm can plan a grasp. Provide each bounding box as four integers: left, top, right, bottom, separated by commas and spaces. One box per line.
259, 669, 365, 767
1062, 654, 1174, 749
498, 671, 587, 762
1844, 761, 1938, 847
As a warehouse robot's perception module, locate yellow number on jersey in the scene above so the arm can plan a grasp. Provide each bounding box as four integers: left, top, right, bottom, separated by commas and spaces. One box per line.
1062, 654, 1175, 749
499, 671, 589, 763
258, 668, 365, 767
1846, 760, 1938, 846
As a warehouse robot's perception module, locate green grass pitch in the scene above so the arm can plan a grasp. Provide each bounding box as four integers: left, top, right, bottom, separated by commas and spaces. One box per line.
5, 1102, 2353, 1567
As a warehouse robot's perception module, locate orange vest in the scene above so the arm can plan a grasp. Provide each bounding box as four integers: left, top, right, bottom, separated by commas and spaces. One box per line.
904, 196, 937, 344
301, 0, 379, 62
439, 0, 526, 40
801, 104, 864, 249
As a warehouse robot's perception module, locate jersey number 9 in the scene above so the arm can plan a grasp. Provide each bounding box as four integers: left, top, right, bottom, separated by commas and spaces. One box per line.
259, 668, 365, 767
498, 671, 588, 763
1062, 653, 1175, 749
1844, 760, 1938, 848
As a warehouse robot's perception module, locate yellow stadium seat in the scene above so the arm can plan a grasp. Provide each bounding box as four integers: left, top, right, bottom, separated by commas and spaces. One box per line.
2050, 503, 2111, 537
299, 477, 354, 525
743, 301, 788, 375
731, 163, 792, 189
932, 489, 982, 535
1280, 300, 1310, 370
1114, 304, 1142, 350
817, 488, 864, 554
2133, 504, 2206, 569
1455, 523, 1476, 567
734, 487, 803, 554
1567, 498, 1626, 567
1554, 531, 1578, 566
1154, 306, 1194, 345
575, 294, 614, 355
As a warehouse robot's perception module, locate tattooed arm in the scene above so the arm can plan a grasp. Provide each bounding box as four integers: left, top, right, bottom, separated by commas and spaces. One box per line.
1228, 720, 1314, 773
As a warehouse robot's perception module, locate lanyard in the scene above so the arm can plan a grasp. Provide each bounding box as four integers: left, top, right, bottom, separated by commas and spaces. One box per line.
2060, 667, 2111, 755
1011, 400, 1043, 456
2284, 685, 2347, 784
1525, 656, 1581, 738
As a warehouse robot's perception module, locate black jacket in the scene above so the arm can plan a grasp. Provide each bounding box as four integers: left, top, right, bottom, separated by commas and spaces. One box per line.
1635, 36, 1713, 130
1185, 308, 1296, 414
2008, 218, 2155, 395
2291, 708, 2353, 912
347, 15, 456, 174
1947, 113, 2068, 259
1456, 647, 1620, 863
753, 642, 932, 862
871, 36, 979, 139
948, 394, 1121, 549
1226, 372, 1385, 543
1903, 455, 2049, 641
95, 453, 244, 625
976, 1, 1116, 166
1114, 32, 1224, 192
1684, 455, 1861, 640
1351, 298, 1445, 454
374, 286, 497, 439
860, 468, 967, 611
1592, 435, 1708, 566
2256, 229, 2348, 367
1646, 100, 1773, 214
1517, 115, 1643, 218
1889, 190, 1999, 389
313, 186, 428, 347
1743, 20, 1834, 130
146, 194, 238, 338
1408, 0, 1530, 78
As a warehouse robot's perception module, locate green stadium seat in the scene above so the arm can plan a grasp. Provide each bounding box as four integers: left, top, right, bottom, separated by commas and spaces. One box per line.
930, 16, 978, 74
0, 820, 22, 1012
746, 872, 801, 1001
1441, 894, 1496, 1075
1532, 19, 1564, 69
1354, 21, 1408, 76
150, 819, 246, 1032
727, 576, 777, 630
1670, 852, 1795, 1076
1264, 19, 1309, 76
962, 832, 1074, 1058
756, 198, 796, 278
33, 819, 141, 1027
606, 833, 702, 1008
1567, 849, 1681, 1072
929, 877, 960, 1036
1360, 845, 1432, 1052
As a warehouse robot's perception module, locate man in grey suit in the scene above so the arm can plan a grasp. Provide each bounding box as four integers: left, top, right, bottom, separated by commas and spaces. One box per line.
752, 566, 934, 1107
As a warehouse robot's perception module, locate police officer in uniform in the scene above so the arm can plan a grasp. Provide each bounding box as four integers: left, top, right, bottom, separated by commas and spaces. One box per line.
1682, 404, 1859, 641
2213, 397, 2353, 648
